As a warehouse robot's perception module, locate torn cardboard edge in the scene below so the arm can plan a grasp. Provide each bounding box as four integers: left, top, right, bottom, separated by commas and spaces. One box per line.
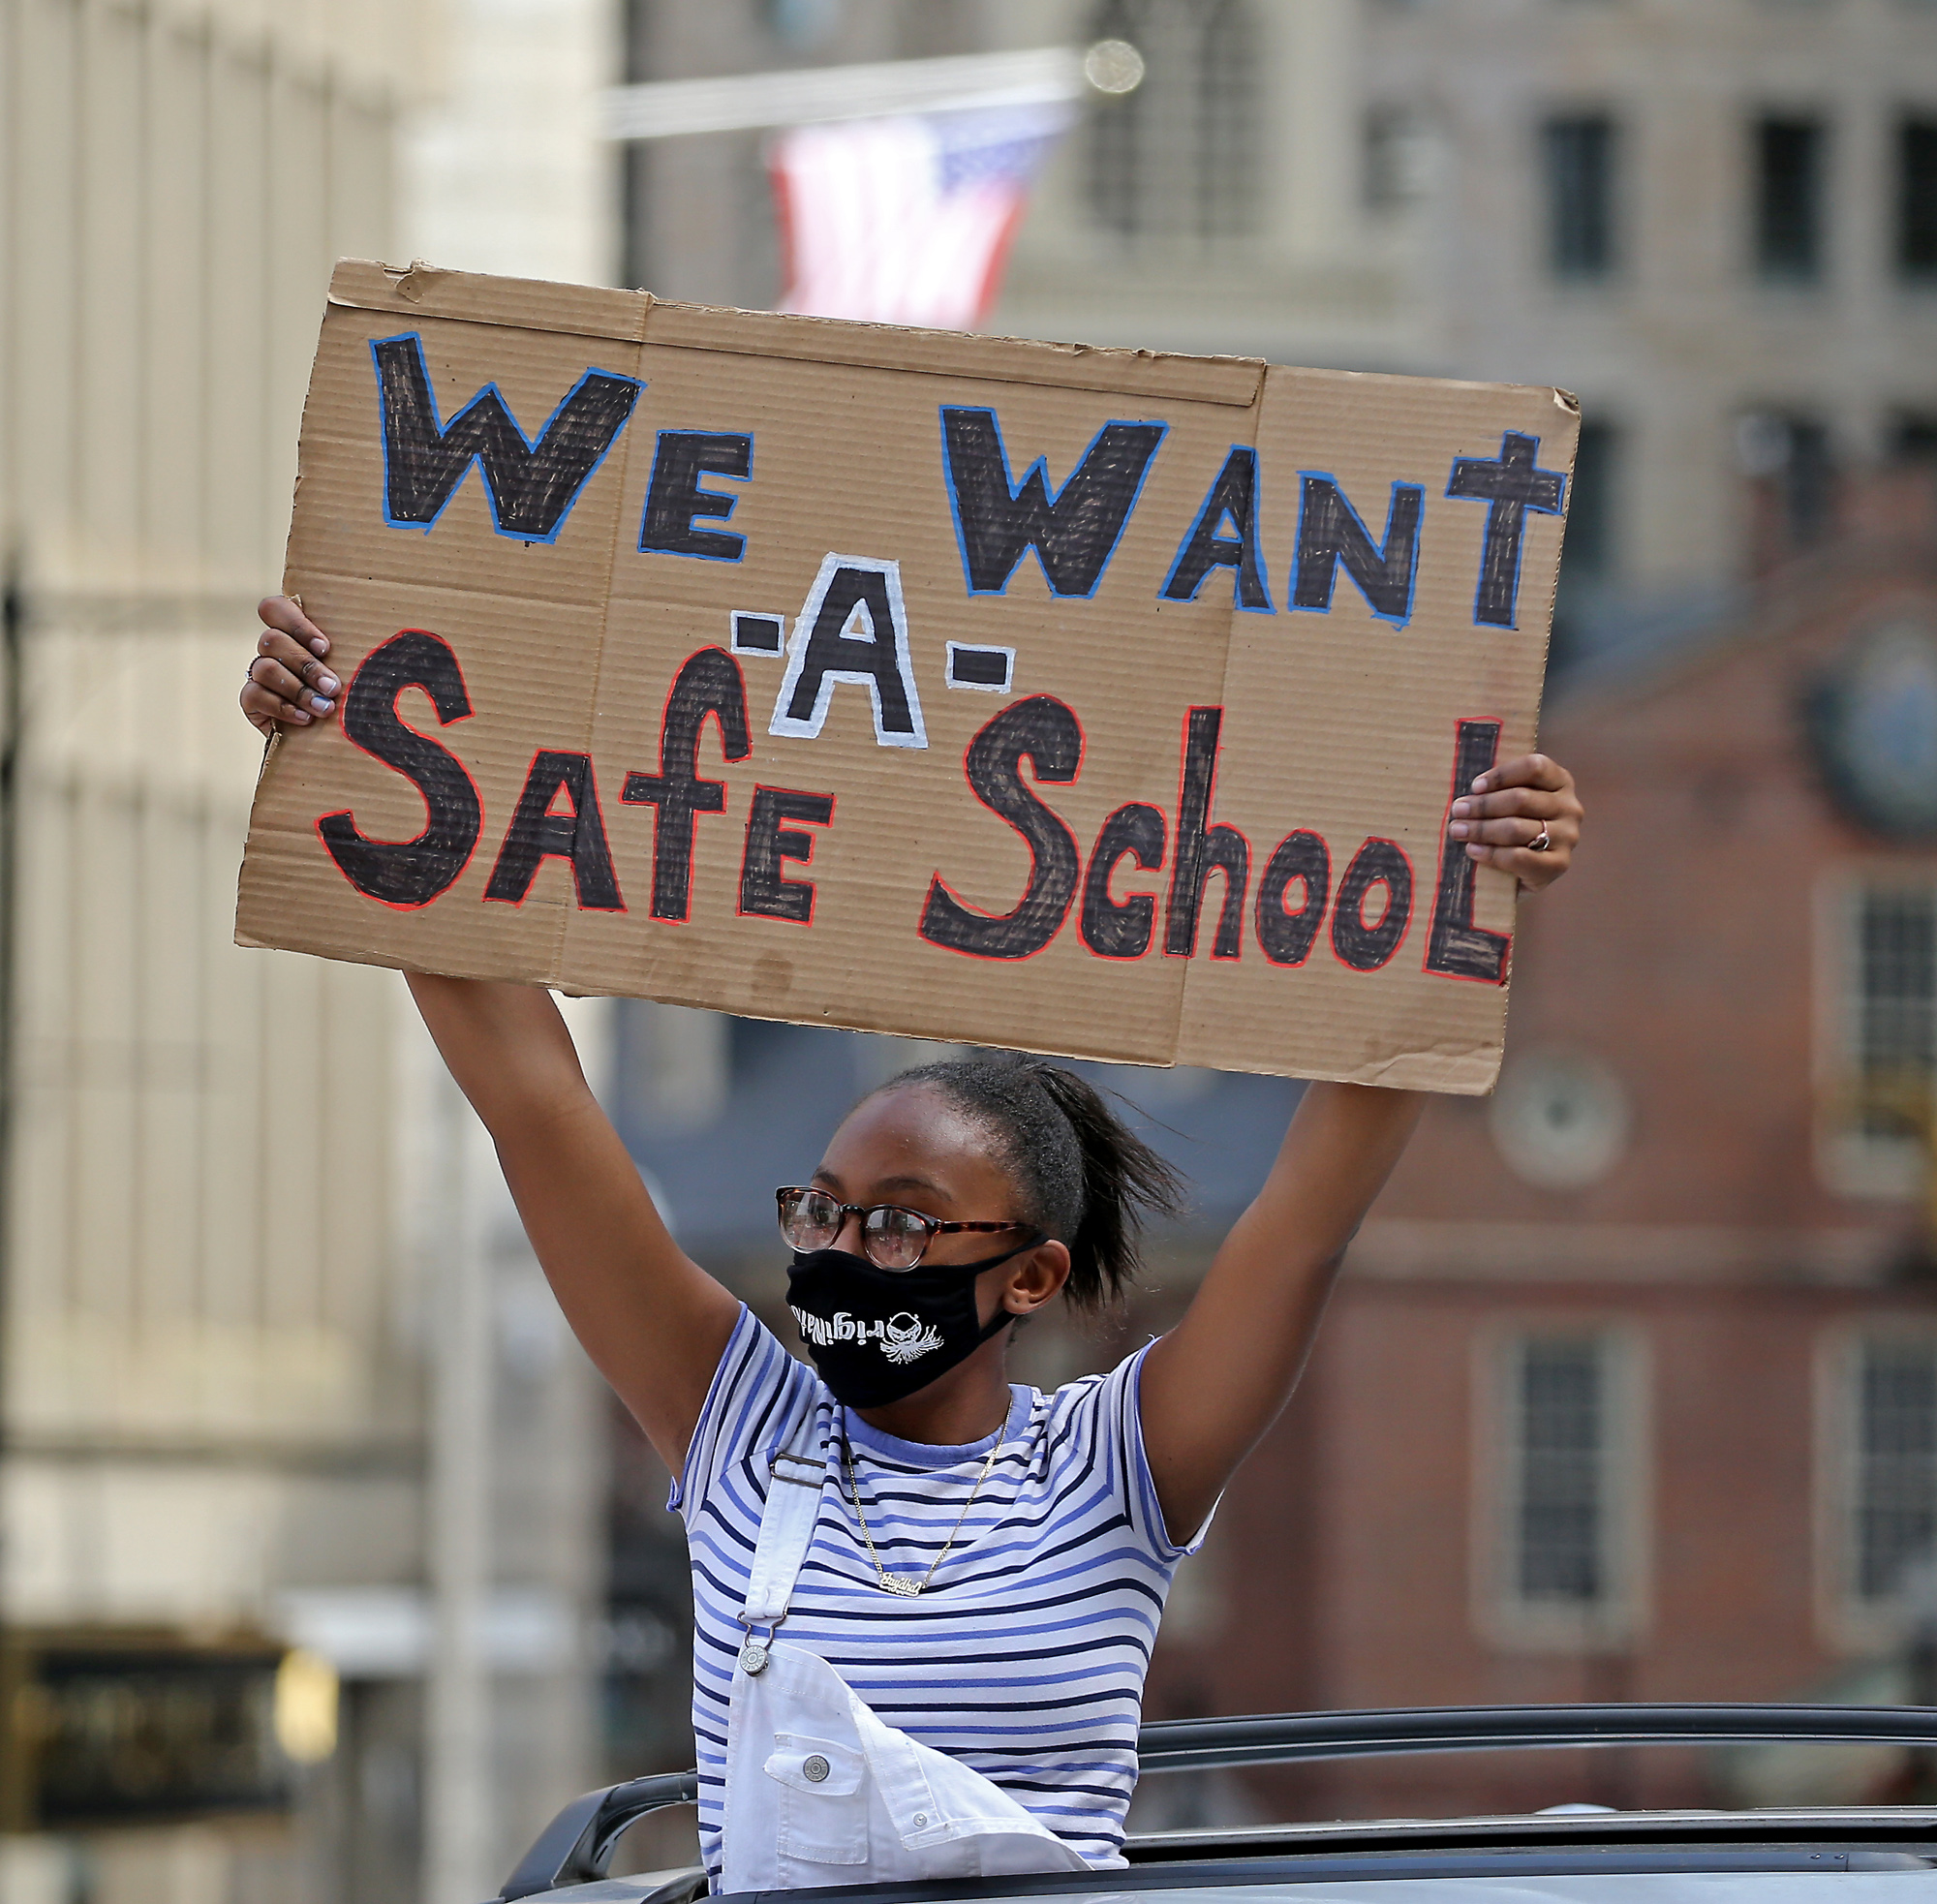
334, 259, 1269, 405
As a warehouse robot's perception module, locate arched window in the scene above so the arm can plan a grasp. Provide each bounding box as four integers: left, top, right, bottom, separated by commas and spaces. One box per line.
1086, 0, 1260, 245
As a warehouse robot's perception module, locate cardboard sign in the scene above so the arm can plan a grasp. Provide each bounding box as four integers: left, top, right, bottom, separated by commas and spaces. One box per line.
235, 261, 1577, 1092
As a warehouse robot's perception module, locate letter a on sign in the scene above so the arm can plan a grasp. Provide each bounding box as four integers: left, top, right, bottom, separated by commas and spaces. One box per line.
770, 554, 927, 750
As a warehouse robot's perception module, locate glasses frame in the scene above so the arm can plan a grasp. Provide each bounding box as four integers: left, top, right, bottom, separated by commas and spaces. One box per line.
776, 1185, 1026, 1272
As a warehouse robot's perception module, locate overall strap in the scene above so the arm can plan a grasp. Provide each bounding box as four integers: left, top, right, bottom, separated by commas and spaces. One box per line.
738, 1405, 826, 1643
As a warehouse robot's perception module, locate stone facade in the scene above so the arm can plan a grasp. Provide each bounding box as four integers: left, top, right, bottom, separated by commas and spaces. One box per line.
0, 4, 613, 1900
1362, 0, 1937, 645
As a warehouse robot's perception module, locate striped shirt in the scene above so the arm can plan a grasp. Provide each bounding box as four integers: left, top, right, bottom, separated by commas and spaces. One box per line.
671, 1305, 1206, 1889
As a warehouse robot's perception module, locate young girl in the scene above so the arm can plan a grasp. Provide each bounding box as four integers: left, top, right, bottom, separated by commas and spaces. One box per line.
245, 597, 1583, 1891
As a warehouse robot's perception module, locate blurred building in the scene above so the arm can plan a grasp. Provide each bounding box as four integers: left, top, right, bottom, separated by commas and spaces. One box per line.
1358, 0, 1937, 669
998, 0, 1429, 372
0, 3, 615, 1902
617, 0, 1424, 362
586, 0, 1937, 1843
1166, 478, 1937, 1822
619, 0, 1937, 660
0, 4, 430, 1899
399, 5, 620, 1899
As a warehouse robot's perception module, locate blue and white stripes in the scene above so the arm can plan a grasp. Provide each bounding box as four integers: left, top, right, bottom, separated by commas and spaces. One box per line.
671, 1306, 1204, 1888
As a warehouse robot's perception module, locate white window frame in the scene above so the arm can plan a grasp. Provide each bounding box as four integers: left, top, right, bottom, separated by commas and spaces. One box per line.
1472, 1323, 1651, 1653
1813, 868, 1937, 1199
1815, 1321, 1937, 1653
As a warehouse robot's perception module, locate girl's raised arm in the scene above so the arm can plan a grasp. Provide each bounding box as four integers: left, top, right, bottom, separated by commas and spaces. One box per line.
246, 598, 740, 1472
408, 973, 741, 1472
1136, 753, 1584, 1544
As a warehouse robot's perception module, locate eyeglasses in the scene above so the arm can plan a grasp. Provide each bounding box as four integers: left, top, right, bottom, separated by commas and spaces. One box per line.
776, 1185, 1027, 1272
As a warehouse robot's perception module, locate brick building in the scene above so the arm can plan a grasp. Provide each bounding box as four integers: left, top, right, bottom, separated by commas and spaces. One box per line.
1135, 489, 1937, 1826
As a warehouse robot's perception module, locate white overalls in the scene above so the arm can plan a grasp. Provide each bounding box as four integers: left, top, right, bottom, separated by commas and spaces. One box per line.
718, 1423, 1096, 1893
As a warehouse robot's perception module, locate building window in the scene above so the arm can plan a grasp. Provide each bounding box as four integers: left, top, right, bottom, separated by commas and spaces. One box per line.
1754, 114, 1828, 282
1892, 413, 1937, 464
1087, 0, 1261, 245
1562, 420, 1618, 584
1483, 1331, 1645, 1647
1515, 1339, 1609, 1602
1823, 1332, 1937, 1643
1899, 116, 1937, 284
1552, 418, 1619, 667
1819, 882, 1937, 1194
1852, 1337, 1937, 1605
1738, 410, 1837, 550
1853, 883, 1937, 1136
1541, 113, 1617, 280
1365, 106, 1436, 213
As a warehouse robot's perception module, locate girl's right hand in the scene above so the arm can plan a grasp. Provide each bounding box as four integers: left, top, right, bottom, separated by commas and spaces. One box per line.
243, 596, 341, 737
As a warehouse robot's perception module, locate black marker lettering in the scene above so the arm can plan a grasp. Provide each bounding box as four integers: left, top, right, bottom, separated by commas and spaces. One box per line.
1163, 446, 1271, 609
1164, 707, 1248, 959
940, 407, 1165, 597
638, 431, 753, 561
371, 333, 638, 540
484, 751, 624, 909
1445, 432, 1566, 628
1290, 476, 1424, 623
318, 630, 482, 907
1425, 720, 1511, 983
623, 648, 752, 921
739, 786, 835, 924
1331, 839, 1414, 970
919, 696, 1083, 960
1081, 803, 1166, 959
1255, 829, 1331, 966
772, 560, 924, 747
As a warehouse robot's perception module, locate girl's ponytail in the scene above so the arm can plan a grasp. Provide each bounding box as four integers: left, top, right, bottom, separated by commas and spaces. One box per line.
874, 1055, 1186, 1306
1020, 1062, 1184, 1305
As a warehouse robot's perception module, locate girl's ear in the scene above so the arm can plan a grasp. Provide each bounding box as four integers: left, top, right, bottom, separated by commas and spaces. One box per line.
1003, 1241, 1071, 1314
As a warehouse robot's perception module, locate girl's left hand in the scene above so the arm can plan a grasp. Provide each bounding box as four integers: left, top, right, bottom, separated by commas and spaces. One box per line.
243, 596, 339, 737
1448, 752, 1582, 894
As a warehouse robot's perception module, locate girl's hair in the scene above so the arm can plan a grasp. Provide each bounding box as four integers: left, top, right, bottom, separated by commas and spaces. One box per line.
875, 1056, 1185, 1307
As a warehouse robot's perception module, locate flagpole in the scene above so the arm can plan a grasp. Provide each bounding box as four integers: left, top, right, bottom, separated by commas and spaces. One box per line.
600, 43, 1140, 144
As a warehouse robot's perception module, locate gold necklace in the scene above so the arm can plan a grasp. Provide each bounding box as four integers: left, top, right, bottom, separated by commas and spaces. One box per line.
842, 1424, 1002, 1598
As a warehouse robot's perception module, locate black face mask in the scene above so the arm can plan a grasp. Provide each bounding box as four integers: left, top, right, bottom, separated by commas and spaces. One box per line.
786, 1235, 1045, 1409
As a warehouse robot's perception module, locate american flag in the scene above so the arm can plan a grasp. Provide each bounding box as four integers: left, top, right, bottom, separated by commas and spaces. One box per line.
769, 103, 1072, 330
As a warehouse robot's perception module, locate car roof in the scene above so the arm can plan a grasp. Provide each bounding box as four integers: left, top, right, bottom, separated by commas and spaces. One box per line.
501, 1705, 1937, 1904
533, 1809, 1937, 1904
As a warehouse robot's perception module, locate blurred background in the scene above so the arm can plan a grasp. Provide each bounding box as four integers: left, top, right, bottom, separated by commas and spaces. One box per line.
1, 0, 1936, 1900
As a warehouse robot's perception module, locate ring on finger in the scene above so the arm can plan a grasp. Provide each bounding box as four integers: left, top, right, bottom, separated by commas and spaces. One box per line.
1529, 824, 1553, 852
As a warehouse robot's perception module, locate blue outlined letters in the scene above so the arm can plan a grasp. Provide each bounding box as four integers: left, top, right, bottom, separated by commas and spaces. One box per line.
1445, 432, 1566, 629
1161, 445, 1274, 611
370, 333, 639, 543
1289, 475, 1424, 627
638, 431, 753, 561
939, 407, 1165, 597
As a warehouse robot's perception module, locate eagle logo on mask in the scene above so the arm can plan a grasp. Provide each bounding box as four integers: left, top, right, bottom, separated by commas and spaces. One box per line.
880, 1312, 944, 1364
